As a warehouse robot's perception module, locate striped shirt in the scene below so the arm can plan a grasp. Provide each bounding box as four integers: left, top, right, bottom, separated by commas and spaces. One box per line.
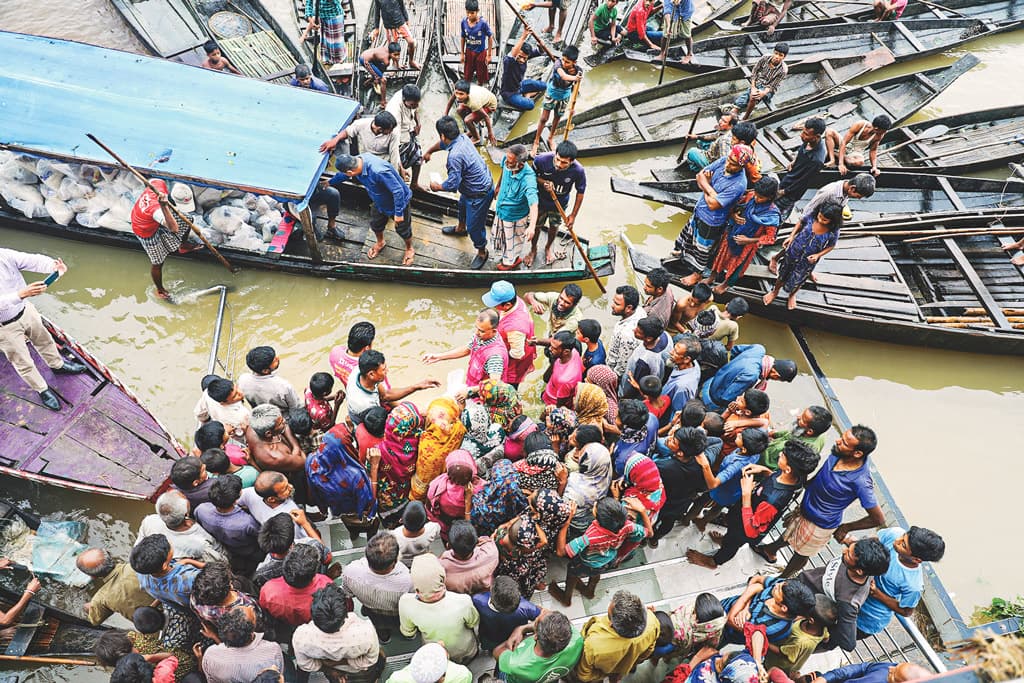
137, 561, 200, 609
340, 558, 413, 615
201, 632, 284, 683
750, 54, 789, 94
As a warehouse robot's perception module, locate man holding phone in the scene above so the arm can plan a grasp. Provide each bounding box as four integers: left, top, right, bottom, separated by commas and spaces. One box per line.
0, 248, 87, 411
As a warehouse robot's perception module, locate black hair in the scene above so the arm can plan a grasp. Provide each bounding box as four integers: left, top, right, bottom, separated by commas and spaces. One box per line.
366, 531, 400, 571
129, 534, 170, 576
907, 526, 945, 562
732, 121, 758, 145
309, 372, 334, 398
699, 340, 728, 375
193, 561, 233, 606
703, 412, 725, 437
402, 84, 422, 102
209, 474, 243, 509
201, 374, 220, 391
94, 631, 133, 666
258, 513, 296, 554
639, 375, 662, 399
283, 543, 320, 588
574, 424, 603, 447
449, 520, 479, 558
110, 652, 154, 683
752, 175, 779, 200
655, 610, 675, 647
195, 421, 226, 451
455, 79, 472, 93
609, 590, 646, 638
726, 298, 749, 318
815, 199, 845, 231
436, 115, 461, 140
595, 497, 626, 532
216, 607, 256, 648
287, 407, 312, 437
358, 349, 385, 377
739, 427, 769, 455
743, 388, 770, 416
695, 592, 725, 623
363, 406, 388, 437
774, 41, 790, 55
555, 140, 578, 160
200, 448, 230, 475
203, 40, 220, 54
132, 606, 165, 635
347, 321, 376, 353
812, 594, 839, 627
617, 399, 649, 430
465, 0, 480, 9
553, 330, 576, 349
853, 538, 890, 576
170, 456, 203, 490
780, 579, 816, 617
402, 500, 427, 532
637, 316, 665, 339
674, 427, 707, 458
872, 114, 892, 130
207, 378, 234, 403
804, 117, 827, 136
805, 405, 833, 435
781, 440, 820, 481
696, 308, 717, 326
681, 400, 706, 428
691, 283, 713, 302
562, 45, 579, 61
245, 346, 276, 373
535, 610, 573, 656
310, 584, 348, 633
615, 285, 640, 310
373, 110, 397, 132
577, 319, 601, 343
561, 283, 583, 304
850, 424, 878, 456
525, 430, 553, 454
646, 267, 671, 291
388, 41, 402, 53
490, 575, 521, 613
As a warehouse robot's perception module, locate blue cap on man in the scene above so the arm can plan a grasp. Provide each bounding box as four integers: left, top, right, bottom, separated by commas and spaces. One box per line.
482, 281, 516, 307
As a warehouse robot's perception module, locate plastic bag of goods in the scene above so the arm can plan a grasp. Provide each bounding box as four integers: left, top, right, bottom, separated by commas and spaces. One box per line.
77, 164, 103, 184
45, 197, 75, 226
75, 211, 107, 228
58, 176, 94, 201
0, 160, 38, 184
206, 205, 249, 236
97, 212, 132, 232
66, 196, 92, 213
9, 197, 50, 219
255, 211, 282, 242
225, 224, 265, 251
1, 181, 44, 205
195, 186, 225, 210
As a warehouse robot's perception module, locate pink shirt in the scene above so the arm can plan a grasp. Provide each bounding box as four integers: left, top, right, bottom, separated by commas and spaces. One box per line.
259, 574, 334, 626
329, 346, 391, 391
542, 349, 583, 406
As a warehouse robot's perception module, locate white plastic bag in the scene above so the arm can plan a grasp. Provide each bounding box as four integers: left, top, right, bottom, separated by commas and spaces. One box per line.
58, 176, 93, 201
45, 197, 75, 226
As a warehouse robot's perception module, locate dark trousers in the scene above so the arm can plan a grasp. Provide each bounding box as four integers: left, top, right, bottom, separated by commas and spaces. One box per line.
460, 188, 494, 250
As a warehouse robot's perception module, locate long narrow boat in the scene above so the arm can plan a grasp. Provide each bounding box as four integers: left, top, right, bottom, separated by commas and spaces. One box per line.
111, 0, 340, 91
0, 33, 615, 287
503, 50, 894, 156
291, 0, 358, 67
0, 585, 110, 664
357, 0, 435, 110
611, 173, 1024, 222
620, 18, 1018, 72
0, 316, 185, 500
649, 55, 980, 180
437, 0, 502, 93
623, 212, 1024, 356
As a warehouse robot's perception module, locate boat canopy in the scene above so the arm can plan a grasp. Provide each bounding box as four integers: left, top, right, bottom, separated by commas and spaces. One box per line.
0, 32, 360, 203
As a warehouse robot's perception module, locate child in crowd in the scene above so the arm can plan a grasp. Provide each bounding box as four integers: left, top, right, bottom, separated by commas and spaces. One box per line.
721, 575, 816, 645
504, 414, 539, 461
194, 420, 249, 467
391, 500, 442, 567
763, 404, 831, 469
721, 388, 772, 456
688, 426, 770, 530
531, 46, 583, 157
639, 375, 671, 425
576, 319, 606, 371
356, 405, 388, 465
194, 376, 251, 432
765, 594, 837, 676
305, 372, 342, 432
201, 447, 259, 488
713, 298, 749, 349
473, 575, 542, 656
287, 407, 319, 456
649, 593, 726, 666
237, 345, 302, 411
200, 40, 241, 74
461, 0, 494, 84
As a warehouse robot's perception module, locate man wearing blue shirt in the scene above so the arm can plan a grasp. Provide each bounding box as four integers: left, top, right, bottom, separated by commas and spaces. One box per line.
492, 145, 538, 271
333, 154, 415, 265
815, 661, 931, 683
662, 337, 702, 415
700, 343, 797, 411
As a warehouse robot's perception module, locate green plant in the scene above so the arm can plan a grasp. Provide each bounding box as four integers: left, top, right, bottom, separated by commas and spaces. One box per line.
972, 597, 1024, 626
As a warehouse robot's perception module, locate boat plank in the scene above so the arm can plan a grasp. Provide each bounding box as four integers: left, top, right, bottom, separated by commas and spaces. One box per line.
822, 245, 893, 261
620, 98, 654, 142
823, 291, 922, 317
814, 259, 895, 276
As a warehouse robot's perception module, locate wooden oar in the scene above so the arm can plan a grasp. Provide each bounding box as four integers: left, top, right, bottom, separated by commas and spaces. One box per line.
0, 654, 95, 666
505, 0, 559, 61
882, 124, 950, 154
545, 186, 606, 293
563, 77, 582, 141
86, 134, 238, 274
674, 107, 703, 167
657, 15, 673, 86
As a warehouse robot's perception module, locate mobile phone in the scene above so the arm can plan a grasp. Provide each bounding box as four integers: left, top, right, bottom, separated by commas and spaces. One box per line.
43, 272, 60, 286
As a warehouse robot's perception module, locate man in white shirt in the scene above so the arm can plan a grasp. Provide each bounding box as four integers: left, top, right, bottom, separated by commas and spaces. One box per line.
135, 490, 226, 562
605, 285, 645, 377
319, 111, 404, 176
386, 84, 427, 192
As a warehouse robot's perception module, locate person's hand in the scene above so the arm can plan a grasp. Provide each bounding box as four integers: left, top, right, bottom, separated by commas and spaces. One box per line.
525, 226, 535, 243
627, 372, 640, 390
367, 447, 382, 467
736, 235, 758, 245
757, 664, 769, 683
19, 282, 47, 299
555, 463, 569, 486
591, 37, 599, 47
807, 253, 821, 264
0, 558, 12, 571
539, 179, 554, 192
193, 642, 203, 659
530, 300, 545, 314
422, 353, 439, 364
25, 577, 41, 595
729, 606, 750, 630
289, 508, 308, 526
739, 469, 756, 495
838, 163, 848, 175
871, 166, 880, 177
418, 378, 441, 390
695, 452, 710, 468
402, 169, 411, 183
567, 500, 578, 519
460, 52, 465, 64
609, 479, 623, 498
319, 138, 337, 154
54, 258, 68, 275
832, 525, 850, 543
394, 213, 405, 223
424, 151, 434, 163
564, 213, 576, 229
669, 410, 682, 427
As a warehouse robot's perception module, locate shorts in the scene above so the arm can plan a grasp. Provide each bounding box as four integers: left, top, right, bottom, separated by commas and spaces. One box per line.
358, 55, 385, 79
458, 103, 496, 124
385, 24, 413, 43
538, 208, 562, 229
136, 218, 190, 265
369, 202, 413, 239
670, 17, 692, 38
783, 511, 835, 557
542, 96, 569, 115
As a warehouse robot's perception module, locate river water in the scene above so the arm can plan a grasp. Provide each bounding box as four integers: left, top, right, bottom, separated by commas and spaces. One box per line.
1, 0, 1022, 671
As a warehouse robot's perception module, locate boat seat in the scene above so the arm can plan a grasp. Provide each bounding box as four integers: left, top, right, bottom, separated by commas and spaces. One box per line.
5, 603, 43, 656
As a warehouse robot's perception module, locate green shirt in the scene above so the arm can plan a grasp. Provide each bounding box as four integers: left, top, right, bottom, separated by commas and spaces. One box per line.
226, 465, 260, 488
594, 3, 618, 31
499, 630, 584, 683
87, 562, 155, 625
764, 618, 827, 673
387, 662, 472, 683
762, 431, 826, 470
532, 290, 583, 337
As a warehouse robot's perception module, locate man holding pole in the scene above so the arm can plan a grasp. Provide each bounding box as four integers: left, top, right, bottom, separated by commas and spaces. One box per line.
662, 0, 694, 65
530, 140, 586, 267
130, 180, 201, 300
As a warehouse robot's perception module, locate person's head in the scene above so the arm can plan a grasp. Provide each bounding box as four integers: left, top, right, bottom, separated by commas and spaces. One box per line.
576, 318, 602, 345
200, 448, 230, 476
717, 110, 738, 132
402, 84, 422, 108
535, 610, 574, 657
525, 430, 553, 453
644, 267, 671, 298
608, 590, 646, 638
688, 283, 713, 306
110, 652, 153, 683
795, 405, 832, 437
76, 547, 116, 579
402, 500, 428, 532
465, 0, 480, 18
310, 583, 348, 634
371, 110, 397, 135
505, 143, 530, 172
633, 316, 665, 344
203, 40, 221, 57
207, 378, 242, 405
616, 398, 649, 431
655, 609, 675, 647
216, 606, 257, 648
408, 643, 451, 683
155, 489, 190, 529
554, 140, 578, 169
201, 374, 219, 391
595, 496, 626, 532
358, 349, 387, 384
250, 403, 284, 440
309, 372, 334, 400
366, 531, 400, 572
556, 284, 583, 314
774, 579, 816, 617
436, 115, 461, 143
347, 321, 376, 354
802, 117, 827, 144
693, 309, 718, 337
612, 285, 640, 317
849, 173, 876, 199
573, 424, 603, 450
770, 358, 799, 383
287, 407, 313, 438
192, 560, 233, 607
209, 473, 243, 510
388, 41, 402, 58
294, 63, 313, 86
695, 592, 726, 623
703, 411, 725, 437
335, 153, 364, 177
446, 453, 475, 486
681, 399, 707, 428
449, 520, 479, 559
725, 144, 754, 174
254, 470, 294, 505
752, 175, 780, 202
847, 537, 890, 578
871, 114, 892, 133
771, 41, 789, 64
170, 455, 206, 491
132, 606, 165, 635
253, 669, 285, 683
130, 534, 172, 576
731, 121, 758, 146
900, 526, 946, 565
739, 388, 770, 416
834, 424, 878, 459
245, 345, 277, 374
673, 426, 707, 459
94, 631, 134, 666
283, 543, 320, 588
195, 421, 227, 452
454, 79, 472, 103
724, 298, 748, 320
363, 406, 388, 438
258, 512, 295, 555
476, 308, 500, 342
490, 575, 522, 613
778, 439, 820, 483
669, 337, 702, 370
889, 663, 932, 683
561, 45, 579, 70
736, 427, 769, 456
550, 330, 576, 360
638, 375, 662, 400
809, 594, 838, 629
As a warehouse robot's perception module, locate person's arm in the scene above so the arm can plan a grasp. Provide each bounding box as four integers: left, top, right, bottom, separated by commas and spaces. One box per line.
379, 167, 412, 218
444, 92, 457, 115
589, 12, 598, 41
867, 582, 916, 618
289, 509, 322, 542
697, 166, 725, 210
223, 56, 242, 75
837, 122, 860, 175
439, 156, 464, 193
486, 26, 494, 64
0, 576, 40, 628
567, 188, 585, 228
832, 505, 886, 542
279, 424, 307, 469
827, 601, 860, 652
319, 127, 352, 154
422, 345, 471, 364
380, 377, 441, 403
367, 447, 381, 492
460, 31, 467, 64
510, 26, 530, 58
399, 598, 419, 638
695, 452, 721, 489
506, 330, 527, 360
554, 501, 577, 556
868, 135, 883, 175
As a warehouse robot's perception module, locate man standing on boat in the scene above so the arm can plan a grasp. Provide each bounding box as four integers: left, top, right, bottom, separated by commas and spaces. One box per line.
130, 180, 201, 300
0, 248, 87, 411
531, 140, 587, 267
333, 154, 416, 266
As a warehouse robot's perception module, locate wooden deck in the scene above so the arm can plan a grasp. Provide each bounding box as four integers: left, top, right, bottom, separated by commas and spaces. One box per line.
359, 0, 435, 108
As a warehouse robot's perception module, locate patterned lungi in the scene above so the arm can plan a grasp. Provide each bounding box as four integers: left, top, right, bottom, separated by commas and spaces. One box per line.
136, 216, 189, 265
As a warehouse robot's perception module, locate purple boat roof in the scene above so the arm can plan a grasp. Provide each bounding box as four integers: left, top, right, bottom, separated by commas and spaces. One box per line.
0, 318, 184, 501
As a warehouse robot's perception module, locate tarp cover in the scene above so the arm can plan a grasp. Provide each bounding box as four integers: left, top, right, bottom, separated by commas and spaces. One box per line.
0, 32, 359, 201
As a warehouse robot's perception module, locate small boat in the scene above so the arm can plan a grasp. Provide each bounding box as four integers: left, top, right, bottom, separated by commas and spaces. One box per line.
0, 585, 110, 664
437, 0, 503, 93
620, 18, 1020, 72
623, 213, 1024, 356
611, 172, 1024, 222
0, 316, 185, 500
111, 0, 341, 92
357, 0, 436, 109
291, 0, 358, 68
502, 50, 894, 156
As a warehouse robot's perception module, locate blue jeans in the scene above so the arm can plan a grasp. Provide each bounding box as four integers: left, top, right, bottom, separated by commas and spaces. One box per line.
627, 28, 663, 44
734, 88, 774, 109
501, 79, 547, 111
459, 188, 494, 250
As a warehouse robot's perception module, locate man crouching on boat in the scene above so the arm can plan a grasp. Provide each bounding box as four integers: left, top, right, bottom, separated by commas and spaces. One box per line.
130, 180, 201, 300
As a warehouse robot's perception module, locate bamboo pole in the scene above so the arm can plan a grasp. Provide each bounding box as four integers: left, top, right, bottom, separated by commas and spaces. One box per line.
545, 186, 606, 293
675, 107, 702, 165
903, 229, 1024, 244
935, 322, 1024, 329
964, 308, 1024, 316
927, 316, 1024, 323
0, 654, 95, 666
563, 77, 582, 141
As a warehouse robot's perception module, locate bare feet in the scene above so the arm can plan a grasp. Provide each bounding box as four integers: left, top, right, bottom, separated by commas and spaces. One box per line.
554, 32, 563, 42
367, 241, 385, 259
579, 577, 599, 600
681, 54, 692, 64
530, 143, 539, 158
712, 283, 728, 296
546, 135, 556, 151
548, 583, 571, 607
762, 290, 778, 306
543, 24, 554, 34
680, 273, 700, 287
402, 247, 415, 266
686, 548, 718, 569
787, 292, 798, 310
768, 257, 779, 275
409, 60, 422, 70
810, 272, 819, 283
524, 248, 538, 267
752, 545, 778, 564
699, 276, 714, 286
545, 246, 566, 265
155, 288, 171, 300
1013, 254, 1024, 266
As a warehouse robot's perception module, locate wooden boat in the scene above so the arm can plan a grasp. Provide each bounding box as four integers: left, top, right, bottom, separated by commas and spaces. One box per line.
111, 0, 341, 91
611, 173, 1024, 222
619, 18, 1019, 72
649, 55, 980, 180
291, 0, 358, 67
357, 0, 435, 109
0, 316, 185, 500
623, 212, 1024, 356
437, 0, 502, 92
0, 585, 110, 664
503, 50, 894, 156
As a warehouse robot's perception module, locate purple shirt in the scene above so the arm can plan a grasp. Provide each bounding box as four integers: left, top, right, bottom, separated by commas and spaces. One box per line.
801, 451, 878, 529
461, 18, 493, 53
194, 503, 262, 559
175, 479, 214, 510
533, 152, 587, 210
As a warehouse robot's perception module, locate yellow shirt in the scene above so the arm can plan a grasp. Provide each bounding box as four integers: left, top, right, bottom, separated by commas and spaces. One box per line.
764, 618, 827, 674
467, 85, 498, 112
575, 612, 659, 682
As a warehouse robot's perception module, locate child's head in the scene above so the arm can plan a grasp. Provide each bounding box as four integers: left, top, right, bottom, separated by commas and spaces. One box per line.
209, 474, 244, 510
490, 575, 522, 613
694, 592, 725, 623
739, 388, 770, 416
94, 631, 134, 666
201, 374, 220, 391
195, 421, 227, 451
170, 456, 206, 491
724, 297, 749, 320
388, 41, 403, 58
681, 399, 707, 428
655, 610, 674, 647
402, 500, 427, 532
525, 430, 553, 453
693, 309, 718, 336
454, 79, 472, 102
777, 579, 816, 617
573, 424, 603, 448
203, 40, 221, 57
689, 282, 713, 305
561, 45, 579, 67
576, 318, 601, 345
207, 378, 239, 404
594, 496, 626, 532
200, 447, 231, 475
737, 427, 769, 455
245, 345, 277, 374
287, 407, 312, 437
616, 398, 649, 431
904, 526, 946, 563
465, 0, 479, 17
638, 375, 663, 400
363, 406, 388, 438
779, 440, 820, 482
673, 427, 707, 459
449, 520, 478, 559
809, 594, 838, 628
309, 372, 334, 399
132, 606, 165, 635
702, 412, 725, 437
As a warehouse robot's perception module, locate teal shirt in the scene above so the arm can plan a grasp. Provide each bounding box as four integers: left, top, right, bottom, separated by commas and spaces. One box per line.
495, 162, 538, 222
499, 629, 585, 683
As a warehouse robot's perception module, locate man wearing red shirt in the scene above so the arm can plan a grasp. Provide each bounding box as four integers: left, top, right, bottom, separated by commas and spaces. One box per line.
258, 544, 333, 638
130, 180, 200, 299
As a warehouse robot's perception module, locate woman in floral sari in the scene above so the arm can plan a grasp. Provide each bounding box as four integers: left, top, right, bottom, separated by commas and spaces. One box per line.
375, 401, 423, 527
706, 176, 781, 296
470, 458, 528, 536
474, 378, 522, 429
411, 397, 465, 502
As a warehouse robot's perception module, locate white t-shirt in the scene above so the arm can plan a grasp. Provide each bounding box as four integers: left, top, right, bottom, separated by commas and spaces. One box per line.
391, 522, 441, 567
238, 487, 307, 539
136, 515, 226, 562
345, 371, 381, 423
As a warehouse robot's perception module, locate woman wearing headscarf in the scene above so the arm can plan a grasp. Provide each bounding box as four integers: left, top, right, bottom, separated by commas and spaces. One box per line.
425, 450, 484, 541
470, 459, 528, 536
460, 401, 505, 475
411, 397, 466, 502
494, 513, 548, 597
375, 401, 423, 527
513, 432, 567, 495
543, 405, 578, 458
585, 364, 619, 427
472, 378, 522, 429
503, 414, 539, 462
563, 425, 612, 537
307, 422, 378, 539
613, 453, 665, 535
573, 382, 609, 433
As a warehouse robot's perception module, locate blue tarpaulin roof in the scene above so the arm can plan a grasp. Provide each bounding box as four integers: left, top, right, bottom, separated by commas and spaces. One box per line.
0, 32, 360, 201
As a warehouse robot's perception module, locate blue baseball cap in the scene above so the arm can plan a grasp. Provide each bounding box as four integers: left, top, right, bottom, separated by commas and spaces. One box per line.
482, 280, 516, 307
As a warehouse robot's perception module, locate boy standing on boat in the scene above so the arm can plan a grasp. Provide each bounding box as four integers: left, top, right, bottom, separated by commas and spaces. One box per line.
130, 180, 201, 300
530, 46, 583, 158
461, 0, 494, 85
378, 0, 421, 69
532, 140, 587, 267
